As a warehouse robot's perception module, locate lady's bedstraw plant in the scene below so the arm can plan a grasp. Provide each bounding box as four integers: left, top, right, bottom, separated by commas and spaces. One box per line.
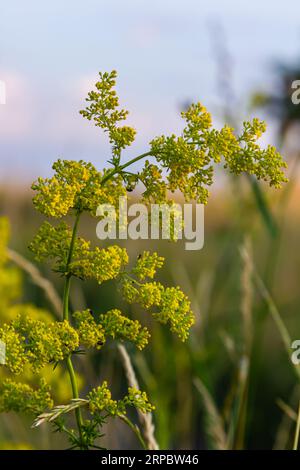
0, 71, 287, 450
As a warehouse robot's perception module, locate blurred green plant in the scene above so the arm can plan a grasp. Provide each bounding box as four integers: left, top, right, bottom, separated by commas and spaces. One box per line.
0, 71, 287, 450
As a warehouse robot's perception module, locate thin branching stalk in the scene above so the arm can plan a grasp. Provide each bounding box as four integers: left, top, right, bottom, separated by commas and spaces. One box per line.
100, 151, 153, 185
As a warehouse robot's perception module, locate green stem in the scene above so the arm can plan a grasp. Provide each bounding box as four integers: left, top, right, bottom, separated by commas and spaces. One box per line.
119, 415, 147, 449
62, 211, 85, 448
67, 211, 81, 267
66, 356, 85, 446
101, 151, 153, 185
62, 275, 71, 321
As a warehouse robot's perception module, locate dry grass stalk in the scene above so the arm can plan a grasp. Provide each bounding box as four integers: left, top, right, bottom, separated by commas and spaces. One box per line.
7, 248, 62, 318
194, 377, 227, 450
117, 344, 159, 450
33, 399, 88, 428
240, 237, 253, 354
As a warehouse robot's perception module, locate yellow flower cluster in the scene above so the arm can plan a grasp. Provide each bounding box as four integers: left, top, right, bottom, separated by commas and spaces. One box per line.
123, 387, 155, 414
29, 221, 128, 282
79, 72, 288, 208
149, 134, 212, 204
144, 103, 288, 204
98, 309, 150, 350
32, 159, 126, 218
73, 309, 105, 349
225, 120, 287, 187
0, 316, 79, 374
88, 381, 154, 417
0, 378, 53, 415
29, 221, 90, 270
73, 308, 150, 351
153, 286, 195, 341
122, 279, 162, 309
119, 252, 195, 340
139, 161, 167, 204
71, 246, 128, 284
80, 70, 136, 162
137, 282, 164, 309
132, 251, 164, 281
73, 309, 150, 349
0, 219, 76, 406
0, 323, 26, 374
88, 381, 119, 415
121, 279, 194, 341
79, 71, 288, 209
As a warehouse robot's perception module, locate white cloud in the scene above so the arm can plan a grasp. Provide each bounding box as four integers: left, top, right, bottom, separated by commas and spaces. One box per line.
0, 72, 34, 138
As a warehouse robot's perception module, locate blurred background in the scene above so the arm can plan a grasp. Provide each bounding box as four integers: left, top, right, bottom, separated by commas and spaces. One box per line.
1, 0, 300, 450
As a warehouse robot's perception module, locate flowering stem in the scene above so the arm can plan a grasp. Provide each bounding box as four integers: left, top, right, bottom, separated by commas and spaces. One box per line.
62, 276, 71, 322
62, 211, 85, 448
101, 151, 153, 185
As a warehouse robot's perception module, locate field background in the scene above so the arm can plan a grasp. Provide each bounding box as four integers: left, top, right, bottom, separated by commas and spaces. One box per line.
1, 0, 300, 450
1, 177, 300, 449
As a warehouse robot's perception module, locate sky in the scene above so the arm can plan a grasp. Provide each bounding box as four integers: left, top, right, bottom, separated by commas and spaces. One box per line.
1, 0, 300, 184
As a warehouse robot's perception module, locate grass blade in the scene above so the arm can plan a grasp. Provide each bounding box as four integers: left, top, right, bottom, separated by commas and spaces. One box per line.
194, 378, 227, 450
